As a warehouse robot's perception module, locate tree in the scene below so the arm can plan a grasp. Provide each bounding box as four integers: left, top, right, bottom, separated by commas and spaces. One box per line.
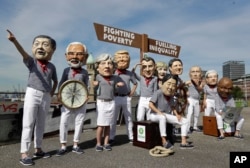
232, 86, 244, 99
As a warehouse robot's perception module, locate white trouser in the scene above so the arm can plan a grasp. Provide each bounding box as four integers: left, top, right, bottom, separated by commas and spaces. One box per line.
215, 112, 244, 130
20, 87, 51, 153
137, 97, 151, 121
150, 113, 188, 137
110, 96, 133, 140
204, 99, 215, 116
59, 104, 86, 143
186, 97, 200, 130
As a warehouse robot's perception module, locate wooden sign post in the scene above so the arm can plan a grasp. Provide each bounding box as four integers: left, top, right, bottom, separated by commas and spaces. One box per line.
94, 22, 181, 61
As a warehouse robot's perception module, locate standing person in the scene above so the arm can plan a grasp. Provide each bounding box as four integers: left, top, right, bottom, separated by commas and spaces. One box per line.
149, 74, 194, 149
186, 66, 204, 132
203, 70, 218, 116
109, 50, 137, 144
215, 77, 245, 140
93, 53, 123, 152
56, 42, 89, 156
7, 30, 58, 166
155, 61, 168, 89
132, 56, 158, 121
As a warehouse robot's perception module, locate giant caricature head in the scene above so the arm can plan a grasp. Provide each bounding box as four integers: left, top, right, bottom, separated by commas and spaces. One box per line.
160, 74, 178, 96
95, 53, 114, 77
141, 57, 156, 78
168, 58, 183, 75
156, 61, 168, 80
217, 77, 233, 99
114, 50, 130, 70
32, 35, 56, 61
65, 42, 89, 68
205, 70, 218, 86
189, 66, 202, 83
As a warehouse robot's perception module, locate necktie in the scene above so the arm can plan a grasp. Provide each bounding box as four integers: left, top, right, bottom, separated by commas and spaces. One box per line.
37, 60, 48, 72
103, 76, 111, 85
116, 69, 126, 75
72, 68, 82, 77
145, 77, 152, 87
222, 97, 228, 102
164, 95, 171, 102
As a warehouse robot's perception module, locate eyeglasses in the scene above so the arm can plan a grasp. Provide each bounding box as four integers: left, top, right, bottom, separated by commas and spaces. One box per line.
67, 52, 87, 56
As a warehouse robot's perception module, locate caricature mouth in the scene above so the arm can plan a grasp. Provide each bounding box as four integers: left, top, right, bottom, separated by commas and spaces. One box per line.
70, 59, 80, 64
37, 50, 45, 55
104, 69, 111, 72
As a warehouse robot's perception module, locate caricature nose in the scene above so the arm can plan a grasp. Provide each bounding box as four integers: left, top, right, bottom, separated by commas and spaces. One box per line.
37, 43, 43, 48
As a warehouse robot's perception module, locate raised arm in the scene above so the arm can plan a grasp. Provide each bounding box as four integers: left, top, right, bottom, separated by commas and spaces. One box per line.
7, 29, 29, 60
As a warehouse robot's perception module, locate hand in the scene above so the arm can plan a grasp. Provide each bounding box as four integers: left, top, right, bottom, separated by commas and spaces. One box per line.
132, 63, 141, 72
116, 82, 124, 87
57, 94, 61, 102
92, 81, 99, 86
6, 29, 16, 42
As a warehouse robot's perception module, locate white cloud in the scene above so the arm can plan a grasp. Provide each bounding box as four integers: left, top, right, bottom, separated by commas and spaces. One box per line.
0, 0, 250, 91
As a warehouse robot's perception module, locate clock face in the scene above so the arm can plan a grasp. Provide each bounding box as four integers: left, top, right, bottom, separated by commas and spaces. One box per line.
59, 80, 88, 109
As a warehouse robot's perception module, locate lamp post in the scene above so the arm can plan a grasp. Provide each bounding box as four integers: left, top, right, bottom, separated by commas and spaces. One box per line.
245, 75, 247, 102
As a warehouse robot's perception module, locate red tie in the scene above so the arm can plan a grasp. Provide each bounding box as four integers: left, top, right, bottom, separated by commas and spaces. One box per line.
222, 97, 228, 102
164, 95, 171, 102
103, 76, 111, 85
72, 68, 82, 77
37, 60, 48, 72
116, 69, 126, 75
145, 77, 152, 87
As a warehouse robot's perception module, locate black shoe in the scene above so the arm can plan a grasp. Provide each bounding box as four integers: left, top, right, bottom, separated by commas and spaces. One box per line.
33, 151, 51, 158
180, 143, 194, 149
95, 145, 103, 152
20, 157, 34, 166
56, 149, 67, 156
103, 144, 112, 151
217, 136, 225, 140
72, 147, 84, 154
193, 128, 202, 132
163, 141, 173, 149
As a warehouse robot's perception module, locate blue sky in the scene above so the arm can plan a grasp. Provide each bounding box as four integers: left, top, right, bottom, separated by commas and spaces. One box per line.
0, 0, 250, 92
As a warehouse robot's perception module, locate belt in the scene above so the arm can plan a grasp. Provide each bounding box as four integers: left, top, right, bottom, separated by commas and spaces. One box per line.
98, 99, 113, 102
115, 93, 128, 97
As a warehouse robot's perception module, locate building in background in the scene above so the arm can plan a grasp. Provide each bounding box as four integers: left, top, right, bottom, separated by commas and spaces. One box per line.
223, 61, 245, 80
232, 74, 250, 101
86, 53, 96, 102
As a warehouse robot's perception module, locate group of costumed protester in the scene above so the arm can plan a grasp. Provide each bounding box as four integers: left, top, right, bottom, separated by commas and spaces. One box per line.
7, 30, 245, 165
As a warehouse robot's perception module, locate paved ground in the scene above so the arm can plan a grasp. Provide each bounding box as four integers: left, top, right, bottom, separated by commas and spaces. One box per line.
1, 108, 250, 168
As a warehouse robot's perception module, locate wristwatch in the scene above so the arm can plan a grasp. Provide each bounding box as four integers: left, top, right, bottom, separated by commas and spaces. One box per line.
59, 80, 88, 109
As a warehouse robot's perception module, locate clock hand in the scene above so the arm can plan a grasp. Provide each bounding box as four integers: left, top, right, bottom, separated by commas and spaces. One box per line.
71, 82, 77, 106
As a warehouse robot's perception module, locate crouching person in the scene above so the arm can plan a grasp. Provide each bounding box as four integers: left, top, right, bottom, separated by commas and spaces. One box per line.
149, 74, 194, 149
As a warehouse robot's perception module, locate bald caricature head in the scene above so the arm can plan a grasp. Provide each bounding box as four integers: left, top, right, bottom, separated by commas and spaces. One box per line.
217, 77, 233, 99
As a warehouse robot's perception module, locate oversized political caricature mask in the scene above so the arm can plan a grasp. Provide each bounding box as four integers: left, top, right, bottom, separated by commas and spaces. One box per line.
189, 66, 202, 84
156, 61, 168, 80
32, 35, 56, 61
217, 77, 233, 99
205, 70, 218, 86
141, 57, 156, 78
95, 53, 114, 77
160, 74, 178, 96
168, 58, 183, 76
114, 50, 130, 70
65, 42, 89, 68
